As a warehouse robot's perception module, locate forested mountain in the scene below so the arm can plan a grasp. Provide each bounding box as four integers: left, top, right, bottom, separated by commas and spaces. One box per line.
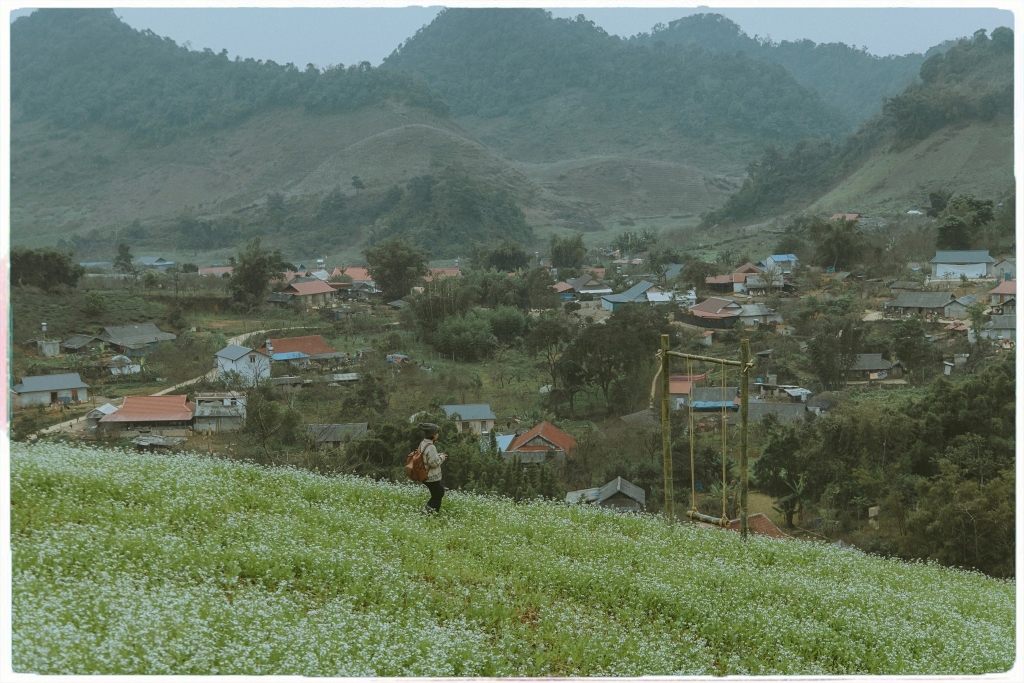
629, 14, 930, 127
11, 9, 449, 145
383, 8, 850, 153
704, 26, 1015, 225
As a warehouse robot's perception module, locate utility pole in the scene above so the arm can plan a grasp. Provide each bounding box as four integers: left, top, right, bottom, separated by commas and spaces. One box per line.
661, 334, 673, 522
740, 338, 750, 540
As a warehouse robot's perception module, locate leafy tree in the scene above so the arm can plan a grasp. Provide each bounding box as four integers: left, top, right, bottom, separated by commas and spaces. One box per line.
807, 316, 861, 391
83, 291, 106, 317
343, 372, 390, 418
526, 312, 574, 385
364, 236, 429, 300
890, 317, 933, 371
677, 257, 721, 292
807, 216, 866, 269
472, 238, 530, 271
549, 233, 586, 269
523, 267, 560, 309
228, 237, 287, 311
351, 175, 365, 194
926, 189, 952, 217
935, 215, 972, 250
113, 242, 135, 274
10, 247, 84, 291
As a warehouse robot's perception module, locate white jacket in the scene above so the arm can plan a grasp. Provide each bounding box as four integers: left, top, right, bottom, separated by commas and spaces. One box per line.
420, 438, 444, 482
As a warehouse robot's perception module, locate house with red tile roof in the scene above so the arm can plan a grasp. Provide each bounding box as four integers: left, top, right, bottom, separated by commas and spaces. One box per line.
988, 279, 1015, 304
99, 395, 195, 434
199, 266, 233, 277
282, 279, 335, 306
503, 421, 577, 465
688, 297, 742, 328
331, 266, 373, 283
258, 335, 344, 361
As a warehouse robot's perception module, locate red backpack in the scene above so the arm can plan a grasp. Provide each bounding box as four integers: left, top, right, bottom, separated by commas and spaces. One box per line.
406, 442, 429, 482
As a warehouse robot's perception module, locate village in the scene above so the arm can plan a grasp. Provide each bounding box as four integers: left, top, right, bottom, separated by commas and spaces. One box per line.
9, 219, 1016, 543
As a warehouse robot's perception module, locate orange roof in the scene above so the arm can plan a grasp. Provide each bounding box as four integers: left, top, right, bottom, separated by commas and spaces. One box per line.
669, 379, 692, 396
554, 282, 574, 293
705, 274, 733, 285
424, 268, 461, 282
830, 213, 861, 221
199, 266, 233, 277
260, 335, 337, 357
507, 421, 577, 454
733, 262, 762, 274
333, 266, 372, 282
285, 280, 335, 296
989, 280, 1016, 295
690, 297, 741, 319
585, 267, 606, 278
100, 395, 194, 423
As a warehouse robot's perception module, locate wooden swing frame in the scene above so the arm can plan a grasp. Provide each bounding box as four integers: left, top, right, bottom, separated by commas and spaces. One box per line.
658, 335, 753, 539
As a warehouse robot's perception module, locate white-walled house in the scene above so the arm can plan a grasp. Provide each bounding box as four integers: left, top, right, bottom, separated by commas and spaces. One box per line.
214, 345, 270, 384
12, 373, 90, 407
765, 254, 799, 274
930, 251, 995, 279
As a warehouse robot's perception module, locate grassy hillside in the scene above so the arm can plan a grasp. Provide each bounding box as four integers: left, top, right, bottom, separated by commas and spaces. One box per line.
809, 120, 1014, 214
629, 13, 927, 127
12, 442, 1015, 675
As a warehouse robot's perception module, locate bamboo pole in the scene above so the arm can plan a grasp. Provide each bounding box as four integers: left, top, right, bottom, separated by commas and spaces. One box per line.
740, 338, 750, 541
661, 334, 673, 522
665, 351, 750, 367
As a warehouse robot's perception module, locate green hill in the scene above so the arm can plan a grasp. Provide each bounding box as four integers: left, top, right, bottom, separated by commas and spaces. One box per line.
703, 26, 1014, 225
629, 13, 929, 127
12, 442, 1015, 676
383, 8, 850, 160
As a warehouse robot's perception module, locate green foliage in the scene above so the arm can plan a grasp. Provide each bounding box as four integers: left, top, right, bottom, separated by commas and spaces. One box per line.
806, 216, 867, 269
704, 27, 1013, 225
229, 238, 288, 311
11, 9, 448, 144
374, 166, 532, 257
364, 236, 430, 301
10, 246, 84, 291
432, 312, 497, 362
889, 317, 935, 371
470, 238, 530, 272
630, 13, 929, 127
806, 316, 861, 391
934, 193, 994, 250
11, 443, 1017, 674
384, 9, 848, 144
549, 233, 585, 270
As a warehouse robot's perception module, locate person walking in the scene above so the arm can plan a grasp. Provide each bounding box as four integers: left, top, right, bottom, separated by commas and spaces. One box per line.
418, 423, 447, 514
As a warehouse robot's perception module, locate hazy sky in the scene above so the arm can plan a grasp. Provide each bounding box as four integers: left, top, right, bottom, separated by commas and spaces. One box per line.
7, 5, 1017, 69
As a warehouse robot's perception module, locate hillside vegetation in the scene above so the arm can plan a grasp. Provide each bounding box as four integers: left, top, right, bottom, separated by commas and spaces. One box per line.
12, 443, 1015, 676
384, 9, 849, 158
629, 13, 928, 127
704, 26, 1014, 225
11, 9, 448, 145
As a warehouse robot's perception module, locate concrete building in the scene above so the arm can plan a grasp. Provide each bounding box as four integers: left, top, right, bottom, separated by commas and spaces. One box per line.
929, 251, 995, 279
11, 373, 90, 407
442, 404, 496, 435
194, 392, 247, 434
214, 344, 270, 385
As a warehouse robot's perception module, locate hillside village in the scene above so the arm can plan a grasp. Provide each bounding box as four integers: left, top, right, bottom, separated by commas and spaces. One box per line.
5, 8, 1015, 571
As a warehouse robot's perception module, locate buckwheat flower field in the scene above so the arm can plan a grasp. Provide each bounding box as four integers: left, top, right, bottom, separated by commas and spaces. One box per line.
11, 443, 1016, 675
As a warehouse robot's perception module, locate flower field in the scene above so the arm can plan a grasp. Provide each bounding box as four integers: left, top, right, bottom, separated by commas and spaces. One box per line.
10, 442, 1016, 675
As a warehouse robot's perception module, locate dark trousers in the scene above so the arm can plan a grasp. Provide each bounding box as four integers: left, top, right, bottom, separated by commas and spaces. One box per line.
424, 480, 445, 511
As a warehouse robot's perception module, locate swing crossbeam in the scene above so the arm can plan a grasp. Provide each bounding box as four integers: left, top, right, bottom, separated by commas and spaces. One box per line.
686, 510, 731, 526
660, 336, 752, 540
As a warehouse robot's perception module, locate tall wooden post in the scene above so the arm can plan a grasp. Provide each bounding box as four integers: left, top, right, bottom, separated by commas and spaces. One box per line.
661, 334, 673, 522
740, 338, 750, 540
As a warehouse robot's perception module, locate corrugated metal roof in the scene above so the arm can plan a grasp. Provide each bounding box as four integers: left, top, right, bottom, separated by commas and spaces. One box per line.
13, 372, 90, 393
602, 280, 657, 304
989, 280, 1016, 295
852, 354, 892, 371
100, 395, 194, 423
98, 323, 176, 348
930, 251, 995, 264
215, 344, 257, 361
985, 315, 1016, 330
442, 404, 496, 421
62, 334, 98, 349
889, 291, 956, 309
286, 280, 335, 296
272, 351, 310, 361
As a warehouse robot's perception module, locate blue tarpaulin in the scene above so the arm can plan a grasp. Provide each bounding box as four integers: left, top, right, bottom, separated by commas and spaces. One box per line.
690, 401, 739, 411
272, 351, 309, 361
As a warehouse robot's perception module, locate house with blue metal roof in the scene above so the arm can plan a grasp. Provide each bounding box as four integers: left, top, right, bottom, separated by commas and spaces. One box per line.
765, 254, 799, 274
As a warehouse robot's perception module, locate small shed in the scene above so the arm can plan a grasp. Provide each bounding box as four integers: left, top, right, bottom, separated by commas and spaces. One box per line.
63, 334, 102, 354
566, 476, 646, 512
84, 403, 119, 429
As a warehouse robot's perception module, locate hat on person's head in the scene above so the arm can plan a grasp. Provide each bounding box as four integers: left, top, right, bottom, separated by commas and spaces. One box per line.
419, 422, 440, 437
